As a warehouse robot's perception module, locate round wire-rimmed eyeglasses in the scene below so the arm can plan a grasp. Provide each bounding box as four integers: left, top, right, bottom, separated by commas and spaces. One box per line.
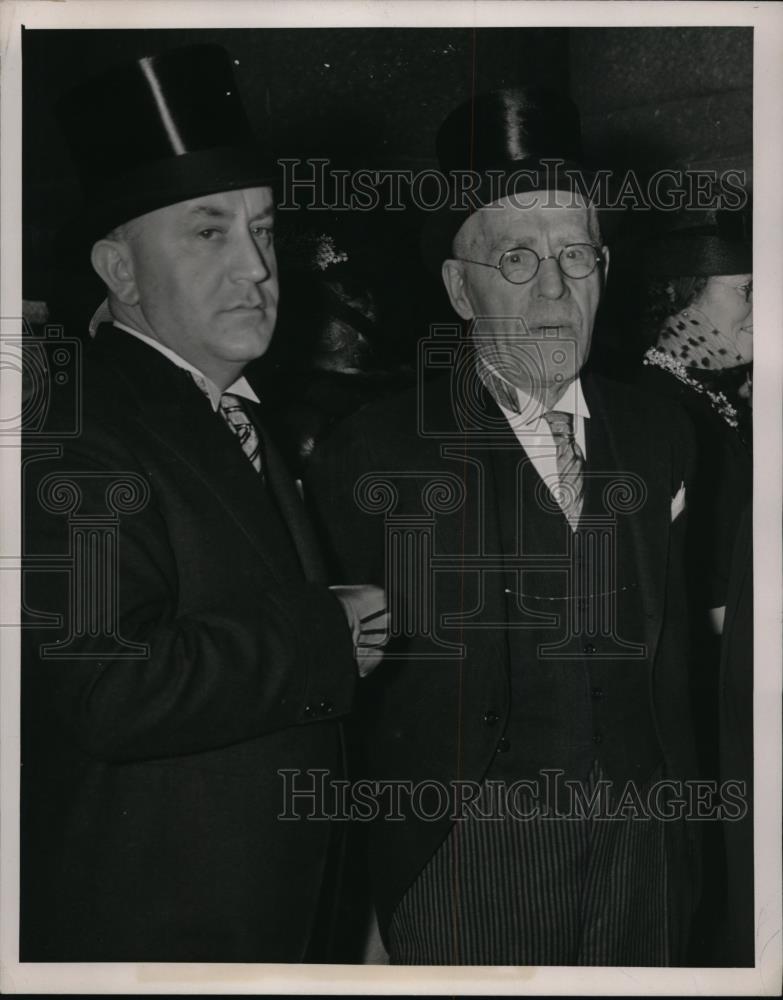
452, 243, 604, 285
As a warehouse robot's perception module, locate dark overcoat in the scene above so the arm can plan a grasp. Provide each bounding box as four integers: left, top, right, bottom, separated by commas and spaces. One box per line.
21, 327, 355, 962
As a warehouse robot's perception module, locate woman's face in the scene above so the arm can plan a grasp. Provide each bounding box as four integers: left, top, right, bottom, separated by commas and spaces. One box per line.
698, 274, 753, 362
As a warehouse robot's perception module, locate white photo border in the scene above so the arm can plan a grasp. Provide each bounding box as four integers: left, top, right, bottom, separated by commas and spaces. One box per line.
1, 1, 780, 994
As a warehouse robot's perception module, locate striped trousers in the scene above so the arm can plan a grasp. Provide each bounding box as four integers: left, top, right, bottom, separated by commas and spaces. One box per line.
388, 762, 671, 965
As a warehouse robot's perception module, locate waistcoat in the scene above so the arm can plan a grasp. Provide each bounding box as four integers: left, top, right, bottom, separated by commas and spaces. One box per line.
486, 424, 662, 793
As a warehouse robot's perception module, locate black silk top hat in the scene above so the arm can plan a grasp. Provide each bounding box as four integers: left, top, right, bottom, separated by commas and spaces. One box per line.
640, 202, 753, 277
57, 44, 277, 243
421, 87, 598, 271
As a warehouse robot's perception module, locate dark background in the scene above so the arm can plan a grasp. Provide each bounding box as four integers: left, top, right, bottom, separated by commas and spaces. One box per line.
22, 26, 752, 447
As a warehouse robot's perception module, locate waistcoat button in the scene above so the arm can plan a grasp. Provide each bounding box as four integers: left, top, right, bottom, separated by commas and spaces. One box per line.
496, 737, 511, 753
483, 711, 499, 725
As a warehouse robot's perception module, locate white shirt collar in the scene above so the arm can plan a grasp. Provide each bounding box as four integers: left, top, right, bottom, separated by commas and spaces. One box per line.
514, 377, 590, 426
87, 299, 260, 411
88, 298, 112, 337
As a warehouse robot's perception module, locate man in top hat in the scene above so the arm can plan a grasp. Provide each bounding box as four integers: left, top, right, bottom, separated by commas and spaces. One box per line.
307, 87, 700, 964
21, 44, 386, 962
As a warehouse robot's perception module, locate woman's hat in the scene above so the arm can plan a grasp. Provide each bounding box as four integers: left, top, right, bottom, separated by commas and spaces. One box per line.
57, 43, 278, 243
639, 203, 753, 277
421, 87, 600, 271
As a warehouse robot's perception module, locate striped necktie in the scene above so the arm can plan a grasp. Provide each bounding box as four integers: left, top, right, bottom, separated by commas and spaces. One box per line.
543, 410, 584, 530
219, 392, 264, 475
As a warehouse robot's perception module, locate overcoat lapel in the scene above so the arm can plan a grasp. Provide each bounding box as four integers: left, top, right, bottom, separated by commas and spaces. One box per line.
413, 379, 508, 668
92, 328, 307, 583
582, 373, 672, 662
253, 420, 328, 583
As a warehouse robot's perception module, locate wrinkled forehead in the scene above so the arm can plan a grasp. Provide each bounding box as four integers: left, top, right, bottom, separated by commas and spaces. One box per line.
457, 191, 594, 252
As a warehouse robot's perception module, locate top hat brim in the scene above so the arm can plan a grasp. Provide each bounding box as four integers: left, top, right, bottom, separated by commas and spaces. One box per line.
71, 144, 280, 250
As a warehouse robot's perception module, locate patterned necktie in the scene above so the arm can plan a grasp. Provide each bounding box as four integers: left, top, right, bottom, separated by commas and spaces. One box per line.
543, 410, 585, 530
219, 392, 264, 475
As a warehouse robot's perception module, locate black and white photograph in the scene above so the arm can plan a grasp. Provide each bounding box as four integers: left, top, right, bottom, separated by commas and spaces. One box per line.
1, 1, 781, 994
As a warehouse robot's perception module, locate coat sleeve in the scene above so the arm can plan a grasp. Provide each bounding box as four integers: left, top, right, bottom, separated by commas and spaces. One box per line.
22, 422, 356, 764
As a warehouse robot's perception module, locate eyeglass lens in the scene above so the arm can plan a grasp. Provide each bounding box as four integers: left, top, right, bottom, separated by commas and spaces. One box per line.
500, 244, 598, 284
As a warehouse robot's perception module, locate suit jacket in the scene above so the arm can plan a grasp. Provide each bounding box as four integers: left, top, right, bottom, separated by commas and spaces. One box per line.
21, 327, 355, 961
306, 369, 699, 944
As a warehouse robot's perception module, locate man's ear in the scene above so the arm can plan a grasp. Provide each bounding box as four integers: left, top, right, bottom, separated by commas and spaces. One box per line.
91, 238, 139, 305
441, 259, 474, 321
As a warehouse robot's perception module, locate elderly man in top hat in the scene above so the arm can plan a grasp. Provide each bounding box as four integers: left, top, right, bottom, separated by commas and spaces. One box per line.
307, 88, 700, 965
21, 44, 387, 962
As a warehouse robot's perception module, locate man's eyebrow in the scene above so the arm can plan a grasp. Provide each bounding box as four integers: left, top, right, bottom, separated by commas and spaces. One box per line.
187, 204, 234, 220
489, 234, 532, 253
184, 205, 275, 227
492, 231, 590, 252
